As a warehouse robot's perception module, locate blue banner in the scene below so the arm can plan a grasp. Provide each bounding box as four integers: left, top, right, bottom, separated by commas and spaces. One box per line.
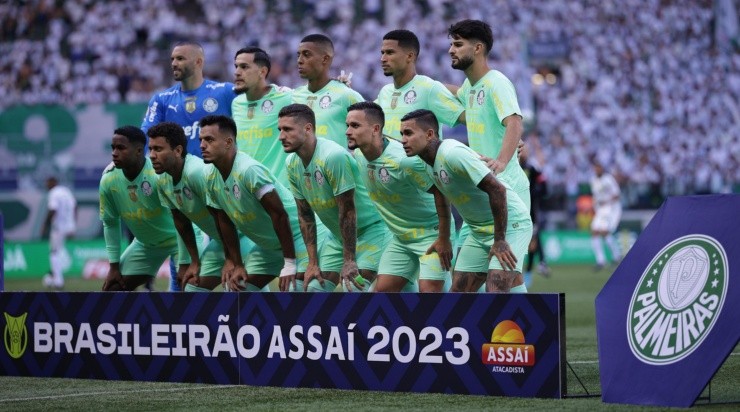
595, 195, 740, 407
1, 292, 565, 398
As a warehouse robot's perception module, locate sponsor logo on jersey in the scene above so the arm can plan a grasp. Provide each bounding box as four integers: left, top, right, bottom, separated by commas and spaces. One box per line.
481, 320, 535, 373
247, 103, 256, 119
306, 96, 317, 109
175, 189, 183, 206
167, 104, 178, 112
4, 312, 28, 359
232, 184, 241, 200
206, 82, 227, 90
203, 98, 218, 113
627, 235, 728, 365
183, 186, 193, 200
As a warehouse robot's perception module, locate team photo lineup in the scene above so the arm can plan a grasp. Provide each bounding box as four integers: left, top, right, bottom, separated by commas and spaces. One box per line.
98, 19, 542, 295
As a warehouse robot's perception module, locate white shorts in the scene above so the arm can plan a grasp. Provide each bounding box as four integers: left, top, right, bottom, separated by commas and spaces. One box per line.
591, 205, 621, 232
50, 229, 73, 252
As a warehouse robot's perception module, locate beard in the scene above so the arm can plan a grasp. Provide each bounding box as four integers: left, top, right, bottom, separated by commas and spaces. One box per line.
451, 55, 474, 70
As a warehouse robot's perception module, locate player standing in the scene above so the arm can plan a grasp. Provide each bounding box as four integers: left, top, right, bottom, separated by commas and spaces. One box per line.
280, 104, 389, 292
347, 102, 453, 292
590, 160, 622, 271
400, 110, 532, 293
232, 47, 293, 185
40, 177, 76, 290
292, 34, 364, 149
376, 29, 465, 140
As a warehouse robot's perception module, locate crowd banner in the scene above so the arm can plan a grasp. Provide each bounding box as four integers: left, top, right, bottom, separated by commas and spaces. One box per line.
596, 195, 739, 407
1, 292, 566, 397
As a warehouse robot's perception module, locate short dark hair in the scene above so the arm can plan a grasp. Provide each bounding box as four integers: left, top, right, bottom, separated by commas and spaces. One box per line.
383, 29, 420, 57
347, 101, 385, 130
448, 19, 493, 54
173, 40, 204, 52
234, 46, 272, 76
147, 122, 187, 158
278, 104, 316, 129
114, 125, 147, 146
401, 109, 439, 136
301, 33, 334, 53
199, 115, 237, 138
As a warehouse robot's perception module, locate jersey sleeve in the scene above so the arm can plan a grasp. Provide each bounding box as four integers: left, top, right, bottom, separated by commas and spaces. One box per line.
47, 191, 60, 211
447, 146, 491, 187
325, 150, 356, 196
242, 163, 275, 196
429, 81, 465, 126
203, 170, 223, 210
346, 87, 364, 105
286, 156, 305, 200
489, 75, 521, 125
99, 177, 122, 263
157, 181, 176, 209
141, 94, 165, 132
402, 156, 434, 192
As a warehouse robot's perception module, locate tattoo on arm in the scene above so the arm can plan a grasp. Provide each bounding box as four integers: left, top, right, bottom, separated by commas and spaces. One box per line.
478, 175, 508, 240
336, 190, 357, 261
296, 198, 318, 261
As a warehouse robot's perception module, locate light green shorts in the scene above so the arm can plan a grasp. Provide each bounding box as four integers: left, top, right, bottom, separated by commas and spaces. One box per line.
120, 238, 178, 277
200, 236, 254, 277
246, 228, 324, 275
377, 233, 451, 282
319, 221, 390, 273
453, 219, 533, 274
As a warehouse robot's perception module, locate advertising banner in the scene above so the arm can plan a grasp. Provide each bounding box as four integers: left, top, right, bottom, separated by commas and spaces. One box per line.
1, 292, 566, 398
595, 195, 739, 407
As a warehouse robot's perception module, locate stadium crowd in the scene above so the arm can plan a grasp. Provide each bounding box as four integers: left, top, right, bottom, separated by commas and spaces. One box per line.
1, 0, 738, 206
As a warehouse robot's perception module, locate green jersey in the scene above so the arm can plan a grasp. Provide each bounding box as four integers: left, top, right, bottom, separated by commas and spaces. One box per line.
292, 80, 364, 148
205, 152, 302, 250
233, 85, 293, 186
375, 75, 463, 140
287, 138, 382, 238
457, 70, 529, 195
354, 139, 440, 240
158, 154, 218, 239
431, 139, 530, 236
99, 158, 177, 262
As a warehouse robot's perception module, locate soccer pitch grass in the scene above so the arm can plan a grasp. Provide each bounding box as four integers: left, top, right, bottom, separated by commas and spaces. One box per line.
1, 265, 738, 411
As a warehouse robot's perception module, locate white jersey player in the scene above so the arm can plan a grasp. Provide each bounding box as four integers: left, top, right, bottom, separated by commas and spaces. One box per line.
41, 177, 77, 289
590, 161, 622, 270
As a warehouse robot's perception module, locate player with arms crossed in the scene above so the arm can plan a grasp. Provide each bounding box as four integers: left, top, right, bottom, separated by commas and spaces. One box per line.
100, 126, 181, 291
232, 47, 294, 185
280, 104, 389, 292
401, 110, 532, 293
376, 29, 465, 140
200, 115, 322, 292
347, 102, 453, 292
148, 121, 253, 291
292, 34, 364, 149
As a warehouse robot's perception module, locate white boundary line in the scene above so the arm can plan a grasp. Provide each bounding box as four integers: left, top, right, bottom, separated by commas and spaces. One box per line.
0, 384, 241, 403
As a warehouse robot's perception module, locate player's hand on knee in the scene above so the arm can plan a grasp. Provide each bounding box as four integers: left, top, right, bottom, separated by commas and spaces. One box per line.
102, 267, 125, 291
340, 260, 361, 292
303, 263, 323, 292
426, 237, 453, 271
228, 265, 249, 291
489, 239, 517, 271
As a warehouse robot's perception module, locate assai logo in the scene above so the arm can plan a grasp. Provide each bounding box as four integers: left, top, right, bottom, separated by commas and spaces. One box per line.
481, 320, 535, 373
3, 312, 29, 359
627, 235, 728, 365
